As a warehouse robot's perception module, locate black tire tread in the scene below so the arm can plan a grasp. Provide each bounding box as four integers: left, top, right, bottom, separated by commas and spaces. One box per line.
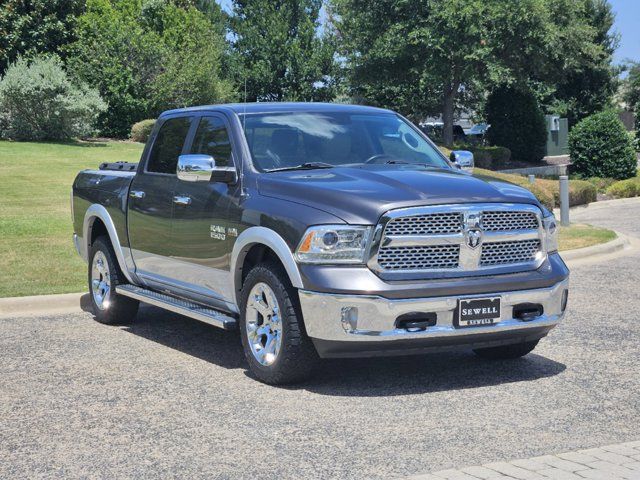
88, 236, 139, 325
239, 261, 319, 384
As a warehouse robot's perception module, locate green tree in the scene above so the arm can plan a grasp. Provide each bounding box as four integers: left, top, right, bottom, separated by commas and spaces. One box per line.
0, 0, 85, 74
67, 0, 233, 137
229, 0, 339, 102
623, 61, 640, 130
331, 0, 618, 146
543, 0, 618, 126
485, 85, 547, 163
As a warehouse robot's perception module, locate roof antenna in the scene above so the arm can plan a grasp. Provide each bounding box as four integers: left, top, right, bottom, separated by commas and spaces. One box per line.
240, 78, 247, 198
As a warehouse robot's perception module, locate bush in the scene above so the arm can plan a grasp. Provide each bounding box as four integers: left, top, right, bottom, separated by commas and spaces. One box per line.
475, 168, 596, 210
0, 55, 106, 141
566, 180, 597, 206
606, 177, 640, 198
486, 85, 547, 163
470, 146, 511, 169
130, 119, 156, 143
568, 110, 637, 180
586, 176, 616, 193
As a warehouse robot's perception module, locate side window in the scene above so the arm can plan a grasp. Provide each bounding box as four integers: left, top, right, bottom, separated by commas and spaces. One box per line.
147, 117, 192, 174
190, 116, 233, 167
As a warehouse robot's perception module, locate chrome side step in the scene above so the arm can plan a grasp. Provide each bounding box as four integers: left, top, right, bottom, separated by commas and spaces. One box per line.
116, 284, 237, 330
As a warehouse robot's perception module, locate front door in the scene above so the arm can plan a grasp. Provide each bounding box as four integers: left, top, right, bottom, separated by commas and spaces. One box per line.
128, 115, 194, 284
169, 114, 240, 304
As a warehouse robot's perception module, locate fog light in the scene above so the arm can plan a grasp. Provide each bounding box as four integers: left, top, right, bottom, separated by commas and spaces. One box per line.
561, 289, 569, 312
341, 306, 358, 332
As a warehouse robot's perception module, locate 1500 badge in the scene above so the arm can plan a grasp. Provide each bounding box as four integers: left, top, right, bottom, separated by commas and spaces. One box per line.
210, 225, 238, 241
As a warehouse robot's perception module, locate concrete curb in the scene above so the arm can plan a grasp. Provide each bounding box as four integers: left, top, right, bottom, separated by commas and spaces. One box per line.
0, 292, 88, 319
561, 232, 629, 262
554, 196, 640, 218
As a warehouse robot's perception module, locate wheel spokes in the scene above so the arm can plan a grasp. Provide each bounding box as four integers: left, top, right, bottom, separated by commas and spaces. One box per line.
245, 282, 283, 366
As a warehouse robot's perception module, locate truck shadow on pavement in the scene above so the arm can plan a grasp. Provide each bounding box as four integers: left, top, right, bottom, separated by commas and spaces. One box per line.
121, 305, 566, 396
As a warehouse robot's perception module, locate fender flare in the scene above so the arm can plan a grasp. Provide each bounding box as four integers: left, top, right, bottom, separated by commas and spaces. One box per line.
82, 204, 136, 284
230, 226, 303, 306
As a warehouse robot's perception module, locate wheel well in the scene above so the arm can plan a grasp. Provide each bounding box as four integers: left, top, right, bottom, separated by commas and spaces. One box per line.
89, 217, 108, 246
240, 244, 282, 286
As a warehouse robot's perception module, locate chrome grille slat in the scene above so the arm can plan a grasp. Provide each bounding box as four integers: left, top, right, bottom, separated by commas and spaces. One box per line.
372, 204, 546, 275
384, 212, 462, 236
481, 240, 541, 266
378, 245, 460, 270
481, 210, 539, 231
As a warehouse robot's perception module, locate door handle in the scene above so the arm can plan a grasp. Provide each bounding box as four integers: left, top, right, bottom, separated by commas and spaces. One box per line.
129, 190, 145, 199
173, 195, 192, 206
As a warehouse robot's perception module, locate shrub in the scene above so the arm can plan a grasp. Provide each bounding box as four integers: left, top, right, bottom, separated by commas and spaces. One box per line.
586, 176, 616, 193
470, 146, 511, 169
527, 184, 555, 210
606, 177, 640, 198
568, 110, 637, 180
565, 180, 597, 206
66, 0, 234, 138
486, 85, 547, 163
130, 119, 156, 143
475, 168, 595, 210
0, 55, 106, 141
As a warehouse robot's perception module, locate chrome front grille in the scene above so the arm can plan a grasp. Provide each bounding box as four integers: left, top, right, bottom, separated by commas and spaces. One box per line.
378, 245, 460, 270
385, 213, 462, 235
371, 204, 545, 276
480, 239, 541, 266
482, 211, 539, 231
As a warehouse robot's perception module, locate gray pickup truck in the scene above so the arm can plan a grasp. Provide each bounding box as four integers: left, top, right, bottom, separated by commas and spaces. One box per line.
72, 103, 569, 384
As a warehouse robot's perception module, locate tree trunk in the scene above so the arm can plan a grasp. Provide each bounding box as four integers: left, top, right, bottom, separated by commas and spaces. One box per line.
442, 90, 455, 148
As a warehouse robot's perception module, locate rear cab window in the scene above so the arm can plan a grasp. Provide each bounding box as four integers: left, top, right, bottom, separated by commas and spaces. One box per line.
146, 116, 193, 174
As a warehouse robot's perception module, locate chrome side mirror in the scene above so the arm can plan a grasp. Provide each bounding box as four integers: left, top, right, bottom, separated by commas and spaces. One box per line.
450, 150, 474, 173
177, 154, 215, 182
177, 154, 237, 183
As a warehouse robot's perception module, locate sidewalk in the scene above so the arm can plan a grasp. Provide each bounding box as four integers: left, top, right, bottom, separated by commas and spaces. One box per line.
408, 441, 640, 479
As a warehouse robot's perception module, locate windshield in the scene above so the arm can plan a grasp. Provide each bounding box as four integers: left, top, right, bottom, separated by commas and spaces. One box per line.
240, 111, 450, 171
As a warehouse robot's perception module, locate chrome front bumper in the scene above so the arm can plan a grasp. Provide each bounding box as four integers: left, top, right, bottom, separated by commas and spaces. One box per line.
299, 279, 569, 358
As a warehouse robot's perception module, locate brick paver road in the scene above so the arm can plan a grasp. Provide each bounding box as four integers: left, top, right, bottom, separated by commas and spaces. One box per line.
411, 441, 640, 479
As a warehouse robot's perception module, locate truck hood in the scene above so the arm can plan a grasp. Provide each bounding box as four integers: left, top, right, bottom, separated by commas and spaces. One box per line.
257, 165, 542, 224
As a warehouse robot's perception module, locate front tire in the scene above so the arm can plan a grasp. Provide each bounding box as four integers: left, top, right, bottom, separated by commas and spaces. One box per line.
239, 262, 319, 385
473, 339, 539, 360
88, 236, 139, 325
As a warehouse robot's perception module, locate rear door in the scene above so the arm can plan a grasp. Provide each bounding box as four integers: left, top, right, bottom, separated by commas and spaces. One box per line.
128, 115, 194, 283
168, 114, 240, 304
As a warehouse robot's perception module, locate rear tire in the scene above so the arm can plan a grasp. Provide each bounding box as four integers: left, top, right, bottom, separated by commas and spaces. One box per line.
473, 339, 539, 360
88, 236, 139, 325
239, 261, 319, 385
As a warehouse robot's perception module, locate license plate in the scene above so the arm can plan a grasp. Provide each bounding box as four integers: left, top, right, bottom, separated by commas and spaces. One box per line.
456, 297, 501, 328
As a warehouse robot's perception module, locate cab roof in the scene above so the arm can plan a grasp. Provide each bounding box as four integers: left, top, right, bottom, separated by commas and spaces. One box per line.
160, 102, 394, 118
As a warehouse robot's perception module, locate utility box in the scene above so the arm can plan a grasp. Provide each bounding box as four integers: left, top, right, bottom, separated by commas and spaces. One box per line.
545, 115, 568, 157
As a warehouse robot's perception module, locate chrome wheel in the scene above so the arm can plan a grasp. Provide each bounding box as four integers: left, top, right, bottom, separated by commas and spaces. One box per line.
91, 251, 111, 311
245, 282, 282, 366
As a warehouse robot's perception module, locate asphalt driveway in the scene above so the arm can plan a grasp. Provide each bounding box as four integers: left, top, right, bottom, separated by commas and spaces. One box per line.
1, 201, 639, 479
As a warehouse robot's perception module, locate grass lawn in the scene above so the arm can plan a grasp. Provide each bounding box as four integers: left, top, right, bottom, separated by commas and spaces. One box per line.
558, 223, 617, 251
0, 140, 618, 297
0, 140, 143, 297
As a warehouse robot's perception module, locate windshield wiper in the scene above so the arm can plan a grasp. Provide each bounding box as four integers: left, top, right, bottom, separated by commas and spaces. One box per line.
383, 159, 410, 164
266, 162, 335, 172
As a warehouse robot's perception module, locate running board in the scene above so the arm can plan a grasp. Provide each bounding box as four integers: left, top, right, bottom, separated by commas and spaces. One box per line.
116, 284, 236, 330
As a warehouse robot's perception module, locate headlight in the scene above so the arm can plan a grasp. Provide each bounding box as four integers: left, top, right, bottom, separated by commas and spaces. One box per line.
295, 225, 372, 264
542, 214, 558, 253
